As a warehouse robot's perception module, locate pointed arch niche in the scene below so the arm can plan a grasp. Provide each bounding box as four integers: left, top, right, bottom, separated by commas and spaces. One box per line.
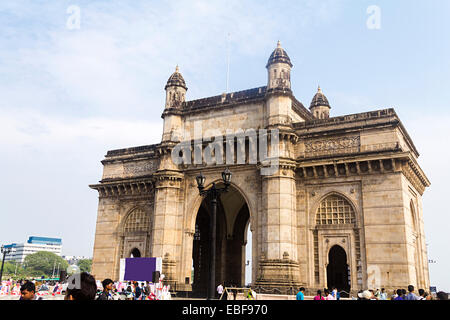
311, 193, 363, 293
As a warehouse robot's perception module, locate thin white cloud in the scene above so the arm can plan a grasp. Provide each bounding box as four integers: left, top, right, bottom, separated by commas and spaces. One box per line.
0, 108, 162, 148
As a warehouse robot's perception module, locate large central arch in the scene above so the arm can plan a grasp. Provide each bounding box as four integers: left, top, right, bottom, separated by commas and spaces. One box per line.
191, 182, 251, 297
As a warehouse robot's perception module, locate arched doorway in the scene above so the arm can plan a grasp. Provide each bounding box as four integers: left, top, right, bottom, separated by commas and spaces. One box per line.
326, 245, 350, 292
130, 248, 141, 258
192, 183, 251, 297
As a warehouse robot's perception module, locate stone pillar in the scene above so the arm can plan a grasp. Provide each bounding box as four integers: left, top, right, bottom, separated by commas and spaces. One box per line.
91, 196, 121, 281
255, 162, 301, 291
150, 170, 183, 287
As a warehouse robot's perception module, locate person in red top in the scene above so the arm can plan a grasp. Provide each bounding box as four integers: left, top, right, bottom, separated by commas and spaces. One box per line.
314, 289, 325, 300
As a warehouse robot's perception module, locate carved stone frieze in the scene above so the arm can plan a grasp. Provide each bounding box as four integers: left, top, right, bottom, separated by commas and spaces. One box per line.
124, 161, 157, 176
304, 136, 360, 157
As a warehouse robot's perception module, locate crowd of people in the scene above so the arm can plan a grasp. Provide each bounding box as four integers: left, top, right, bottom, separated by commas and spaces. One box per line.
2, 276, 448, 301
95, 278, 171, 300
0, 279, 64, 297
296, 285, 448, 300
0, 273, 171, 300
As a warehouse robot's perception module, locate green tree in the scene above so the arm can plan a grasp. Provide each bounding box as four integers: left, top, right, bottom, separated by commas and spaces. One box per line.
1, 261, 23, 278
23, 251, 69, 278
77, 259, 92, 273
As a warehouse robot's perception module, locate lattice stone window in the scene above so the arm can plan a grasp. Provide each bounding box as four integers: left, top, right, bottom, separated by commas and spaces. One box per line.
124, 208, 150, 233
316, 195, 356, 225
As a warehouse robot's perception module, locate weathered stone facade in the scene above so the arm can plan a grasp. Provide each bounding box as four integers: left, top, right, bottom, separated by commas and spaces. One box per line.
90, 42, 430, 295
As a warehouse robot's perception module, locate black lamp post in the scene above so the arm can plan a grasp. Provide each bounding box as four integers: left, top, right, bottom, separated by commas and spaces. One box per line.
0, 245, 15, 282
195, 168, 232, 300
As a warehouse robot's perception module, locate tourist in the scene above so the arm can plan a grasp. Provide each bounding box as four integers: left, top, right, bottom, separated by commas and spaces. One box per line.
418, 289, 427, 300
374, 288, 381, 299
391, 289, 398, 300
246, 287, 256, 300
144, 281, 151, 299
402, 288, 407, 297
40, 281, 49, 291
134, 281, 142, 300
368, 290, 378, 300
393, 289, 404, 300
64, 272, 97, 300
97, 278, 114, 300
380, 288, 387, 300
296, 287, 305, 300
436, 291, 448, 300
314, 289, 325, 300
357, 290, 372, 300
125, 282, 133, 300
232, 285, 238, 300
405, 285, 418, 300
331, 287, 340, 300
19, 281, 43, 300
325, 288, 335, 300
217, 283, 224, 299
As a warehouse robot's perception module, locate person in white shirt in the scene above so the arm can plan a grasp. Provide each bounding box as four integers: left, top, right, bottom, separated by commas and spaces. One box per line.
216, 283, 224, 299
418, 288, 427, 300
325, 288, 336, 300
380, 288, 388, 300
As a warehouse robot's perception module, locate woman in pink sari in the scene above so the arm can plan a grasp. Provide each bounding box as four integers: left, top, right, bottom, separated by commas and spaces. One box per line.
314, 289, 325, 300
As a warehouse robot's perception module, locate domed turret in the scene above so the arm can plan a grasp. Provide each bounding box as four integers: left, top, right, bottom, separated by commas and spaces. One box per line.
165, 65, 187, 91
266, 41, 292, 91
266, 40, 293, 68
310, 86, 331, 119
165, 66, 187, 109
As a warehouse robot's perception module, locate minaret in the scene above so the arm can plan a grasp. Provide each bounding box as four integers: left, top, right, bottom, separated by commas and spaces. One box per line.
256, 41, 302, 291
164, 65, 187, 109
162, 66, 187, 142
310, 86, 331, 119
153, 66, 187, 287
266, 40, 293, 92
265, 41, 294, 126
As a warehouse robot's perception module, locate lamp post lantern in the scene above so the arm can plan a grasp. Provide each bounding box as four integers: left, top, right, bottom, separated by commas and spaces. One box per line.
0, 245, 15, 282
195, 168, 232, 300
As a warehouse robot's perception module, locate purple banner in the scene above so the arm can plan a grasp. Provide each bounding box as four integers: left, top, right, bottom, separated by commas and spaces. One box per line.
123, 257, 157, 282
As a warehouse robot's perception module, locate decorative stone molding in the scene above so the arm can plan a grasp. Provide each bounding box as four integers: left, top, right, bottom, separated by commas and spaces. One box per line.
162, 253, 177, 287
89, 178, 155, 198
153, 170, 184, 189
124, 161, 157, 176
304, 135, 360, 158
254, 258, 302, 291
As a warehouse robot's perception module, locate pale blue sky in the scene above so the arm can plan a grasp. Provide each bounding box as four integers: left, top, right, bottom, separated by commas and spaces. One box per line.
0, 1, 449, 291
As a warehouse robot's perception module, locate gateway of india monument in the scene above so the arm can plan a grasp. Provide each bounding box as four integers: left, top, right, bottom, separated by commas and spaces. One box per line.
90, 41, 430, 296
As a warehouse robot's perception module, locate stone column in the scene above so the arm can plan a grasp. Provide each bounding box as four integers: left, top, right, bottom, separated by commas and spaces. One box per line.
150, 170, 184, 287
255, 161, 301, 291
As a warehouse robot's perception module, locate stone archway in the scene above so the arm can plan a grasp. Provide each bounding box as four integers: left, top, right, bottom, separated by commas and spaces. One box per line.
191, 183, 251, 297
326, 245, 350, 292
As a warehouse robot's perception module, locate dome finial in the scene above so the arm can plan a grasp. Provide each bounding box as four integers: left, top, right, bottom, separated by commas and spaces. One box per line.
266, 41, 292, 68
165, 65, 187, 90
318, 85, 322, 93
